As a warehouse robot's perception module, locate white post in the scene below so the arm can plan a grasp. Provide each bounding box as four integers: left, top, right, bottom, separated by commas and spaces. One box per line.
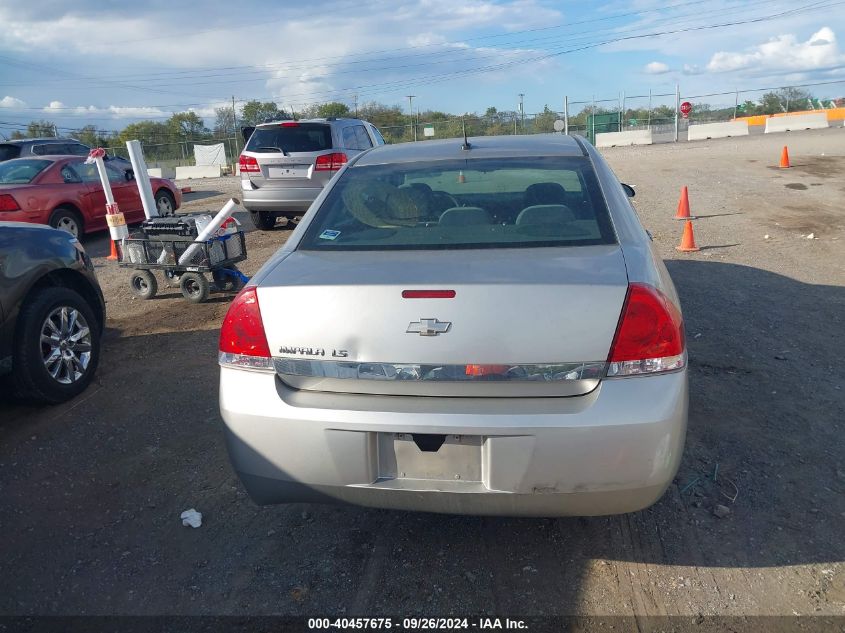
86, 149, 128, 243
126, 140, 159, 219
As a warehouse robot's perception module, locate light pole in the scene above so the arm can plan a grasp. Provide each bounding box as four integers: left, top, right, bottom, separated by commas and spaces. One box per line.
518, 93, 525, 131
406, 95, 417, 141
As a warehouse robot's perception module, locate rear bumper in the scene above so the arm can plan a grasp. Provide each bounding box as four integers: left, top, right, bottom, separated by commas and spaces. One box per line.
219, 368, 688, 517
240, 181, 321, 213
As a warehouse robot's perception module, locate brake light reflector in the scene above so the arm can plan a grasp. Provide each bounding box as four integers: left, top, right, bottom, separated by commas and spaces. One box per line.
238, 154, 260, 173
218, 287, 273, 371
314, 152, 348, 171
0, 194, 21, 212
606, 283, 685, 377
402, 290, 456, 299
465, 364, 510, 377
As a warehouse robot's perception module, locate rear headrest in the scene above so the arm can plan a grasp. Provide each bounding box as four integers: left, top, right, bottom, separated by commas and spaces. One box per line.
525, 182, 567, 206
439, 207, 493, 226
515, 204, 576, 225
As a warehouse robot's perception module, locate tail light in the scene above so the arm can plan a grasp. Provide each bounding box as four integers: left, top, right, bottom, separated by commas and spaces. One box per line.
218, 287, 273, 371
606, 283, 686, 377
314, 152, 348, 171
238, 154, 260, 173
280, 122, 299, 127
0, 194, 21, 212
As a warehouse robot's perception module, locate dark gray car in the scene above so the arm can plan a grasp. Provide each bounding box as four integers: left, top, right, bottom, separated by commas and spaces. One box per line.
0, 222, 105, 403
0, 138, 132, 173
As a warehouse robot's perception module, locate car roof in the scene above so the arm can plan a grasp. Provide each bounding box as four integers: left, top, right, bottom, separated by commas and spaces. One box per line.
255, 117, 368, 128
354, 134, 587, 166
2, 138, 83, 145
1, 155, 75, 163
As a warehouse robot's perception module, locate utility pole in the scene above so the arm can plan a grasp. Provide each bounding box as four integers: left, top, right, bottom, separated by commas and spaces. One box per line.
673, 83, 680, 143
232, 95, 240, 157
406, 95, 416, 141
353, 94, 359, 118
518, 93, 525, 131
563, 96, 569, 135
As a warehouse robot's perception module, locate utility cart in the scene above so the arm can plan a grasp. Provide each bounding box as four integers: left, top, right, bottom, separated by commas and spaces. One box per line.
119, 214, 248, 303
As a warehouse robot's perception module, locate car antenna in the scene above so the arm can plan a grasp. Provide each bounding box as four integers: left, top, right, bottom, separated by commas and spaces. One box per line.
461, 118, 471, 151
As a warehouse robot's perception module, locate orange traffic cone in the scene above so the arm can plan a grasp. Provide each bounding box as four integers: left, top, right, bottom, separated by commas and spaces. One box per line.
676, 220, 700, 252
675, 186, 695, 220
779, 146, 790, 168
106, 240, 118, 261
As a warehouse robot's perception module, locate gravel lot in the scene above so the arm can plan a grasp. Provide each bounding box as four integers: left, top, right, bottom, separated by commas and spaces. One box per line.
1, 128, 843, 622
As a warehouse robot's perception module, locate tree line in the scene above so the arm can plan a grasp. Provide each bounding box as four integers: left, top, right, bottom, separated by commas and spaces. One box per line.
5, 88, 838, 163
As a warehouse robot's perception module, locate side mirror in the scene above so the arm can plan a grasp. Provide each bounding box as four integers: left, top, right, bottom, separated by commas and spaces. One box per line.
125, 170, 135, 181
621, 183, 636, 198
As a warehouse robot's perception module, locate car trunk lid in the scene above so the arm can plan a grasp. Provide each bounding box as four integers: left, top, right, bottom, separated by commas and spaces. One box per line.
257, 245, 629, 397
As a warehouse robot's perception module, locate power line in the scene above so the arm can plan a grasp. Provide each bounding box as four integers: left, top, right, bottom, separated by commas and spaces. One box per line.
0, 0, 837, 122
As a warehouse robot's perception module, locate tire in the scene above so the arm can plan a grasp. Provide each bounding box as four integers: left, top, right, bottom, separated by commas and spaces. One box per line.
250, 211, 277, 230
154, 190, 176, 216
12, 286, 101, 404
49, 207, 84, 238
180, 272, 210, 303
129, 270, 158, 299
278, 215, 302, 229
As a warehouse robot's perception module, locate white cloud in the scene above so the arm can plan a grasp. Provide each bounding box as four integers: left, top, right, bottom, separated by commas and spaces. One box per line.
0, 96, 26, 108
683, 64, 704, 75
707, 27, 842, 73
44, 100, 65, 111
0, 0, 563, 111
644, 61, 670, 74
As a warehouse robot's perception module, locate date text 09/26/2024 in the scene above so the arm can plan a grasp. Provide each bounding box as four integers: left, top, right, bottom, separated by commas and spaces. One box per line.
307, 618, 528, 630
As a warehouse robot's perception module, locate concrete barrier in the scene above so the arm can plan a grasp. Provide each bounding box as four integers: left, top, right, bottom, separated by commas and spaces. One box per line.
687, 121, 749, 141
595, 129, 653, 148
174, 165, 223, 179
147, 167, 176, 179
765, 113, 829, 133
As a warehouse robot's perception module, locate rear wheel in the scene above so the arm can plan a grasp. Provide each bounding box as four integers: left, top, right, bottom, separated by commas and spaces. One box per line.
154, 190, 176, 216
180, 272, 210, 303
49, 207, 83, 238
278, 215, 302, 228
129, 270, 158, 299
12, 287, 101, 403
250, 211, 277, 230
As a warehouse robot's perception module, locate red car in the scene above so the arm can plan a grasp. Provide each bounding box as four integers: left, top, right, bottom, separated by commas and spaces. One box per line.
0, 156, 182, 237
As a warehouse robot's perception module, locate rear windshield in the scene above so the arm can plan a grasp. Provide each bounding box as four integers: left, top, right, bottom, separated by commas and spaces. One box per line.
299, 157, 616, 250
0, 159, 52, 184
245, 123, 332, 154
0, 144, 21, 161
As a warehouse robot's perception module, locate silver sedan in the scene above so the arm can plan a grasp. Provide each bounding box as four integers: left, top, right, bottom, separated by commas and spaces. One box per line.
218, 134, 688, 517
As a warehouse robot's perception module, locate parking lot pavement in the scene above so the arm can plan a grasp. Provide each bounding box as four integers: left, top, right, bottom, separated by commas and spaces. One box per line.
1, 129, 843, 618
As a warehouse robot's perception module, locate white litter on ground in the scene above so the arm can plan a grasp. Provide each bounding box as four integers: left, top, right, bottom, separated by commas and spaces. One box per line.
180, 509, 202, 528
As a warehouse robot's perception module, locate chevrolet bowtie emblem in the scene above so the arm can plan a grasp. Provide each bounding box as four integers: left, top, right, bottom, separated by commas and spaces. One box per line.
406, 318, 451, 336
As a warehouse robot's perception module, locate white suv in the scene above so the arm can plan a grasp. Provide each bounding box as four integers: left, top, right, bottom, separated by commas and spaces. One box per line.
238, 118, 385, 230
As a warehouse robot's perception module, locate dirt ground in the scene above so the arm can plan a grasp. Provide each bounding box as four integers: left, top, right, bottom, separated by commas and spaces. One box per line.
0, 128, 843, 623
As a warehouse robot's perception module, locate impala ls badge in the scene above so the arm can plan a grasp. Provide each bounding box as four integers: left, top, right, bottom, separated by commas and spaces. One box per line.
407, 318, 451, 336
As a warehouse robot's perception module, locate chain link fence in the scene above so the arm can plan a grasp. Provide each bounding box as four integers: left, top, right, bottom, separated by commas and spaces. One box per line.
105, 137, 240, 170
379, 79, 844, 146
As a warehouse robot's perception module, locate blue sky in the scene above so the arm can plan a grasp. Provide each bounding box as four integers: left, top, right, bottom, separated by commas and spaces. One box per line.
0, 0, 843, 134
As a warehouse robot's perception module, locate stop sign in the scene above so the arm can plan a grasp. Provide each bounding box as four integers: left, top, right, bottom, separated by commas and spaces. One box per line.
680, 101, 692, 118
